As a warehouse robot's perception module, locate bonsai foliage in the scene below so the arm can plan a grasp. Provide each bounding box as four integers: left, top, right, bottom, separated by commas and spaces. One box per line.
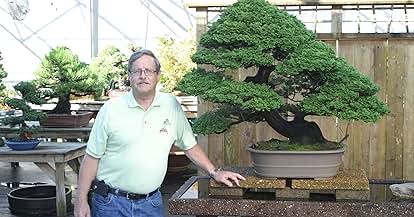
158, 33, 196, 93
0, 51, 14, 111
0, 51, 8, 99
1, 82, 47, 141
90, 43, 141, 96
177, 0, 389, 148
33, 46, 101, 114
89, 46, 129, 94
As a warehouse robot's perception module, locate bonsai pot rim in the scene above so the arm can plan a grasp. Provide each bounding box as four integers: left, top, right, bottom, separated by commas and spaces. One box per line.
40, 111, 93, 128
246, 144, 346, 154
5, 139, 41, 151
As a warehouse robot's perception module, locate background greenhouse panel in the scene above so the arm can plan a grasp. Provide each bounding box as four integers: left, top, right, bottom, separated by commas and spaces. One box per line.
0, 0, 195, 85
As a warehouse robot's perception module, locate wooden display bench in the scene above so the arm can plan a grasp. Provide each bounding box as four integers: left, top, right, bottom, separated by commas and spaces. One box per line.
0, 142, 86, 217
209, 167, 370, 201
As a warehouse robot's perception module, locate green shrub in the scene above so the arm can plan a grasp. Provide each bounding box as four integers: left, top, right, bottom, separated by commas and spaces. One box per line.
0, 51, 8, 99
158, 33, 196, 93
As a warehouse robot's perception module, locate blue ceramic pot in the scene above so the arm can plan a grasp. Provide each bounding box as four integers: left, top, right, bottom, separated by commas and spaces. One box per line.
5, 139, 41, 151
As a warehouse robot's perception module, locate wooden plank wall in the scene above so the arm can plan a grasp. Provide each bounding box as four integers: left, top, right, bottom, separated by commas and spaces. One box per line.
197, 35, 414, 180
330, 38, 414, 181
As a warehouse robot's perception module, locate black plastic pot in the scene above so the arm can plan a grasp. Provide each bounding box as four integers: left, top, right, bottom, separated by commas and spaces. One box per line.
8, 185, 72, 215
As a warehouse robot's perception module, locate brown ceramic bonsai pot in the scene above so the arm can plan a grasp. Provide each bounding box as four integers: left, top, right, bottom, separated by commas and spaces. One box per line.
40, 112, 93, 128
246, 144, 345, 179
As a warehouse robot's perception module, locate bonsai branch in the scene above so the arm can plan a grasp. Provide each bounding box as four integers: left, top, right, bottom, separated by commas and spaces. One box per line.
263, 110, 326, 144
245, 66, 275, 84
339, 122, 350, 144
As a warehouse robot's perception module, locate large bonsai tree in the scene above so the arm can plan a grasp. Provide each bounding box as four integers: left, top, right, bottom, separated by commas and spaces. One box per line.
33, 46, 101, 114
177, 0, 389, 149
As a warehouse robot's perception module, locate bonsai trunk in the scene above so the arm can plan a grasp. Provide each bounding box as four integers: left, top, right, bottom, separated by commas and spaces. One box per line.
263, 111, 326, 145
19, 123, 33, 141
51, 93, 71, 114
246, 67, 335, 148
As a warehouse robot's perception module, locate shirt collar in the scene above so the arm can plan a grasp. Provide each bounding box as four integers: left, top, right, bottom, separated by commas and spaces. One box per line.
126, 90, 161, 108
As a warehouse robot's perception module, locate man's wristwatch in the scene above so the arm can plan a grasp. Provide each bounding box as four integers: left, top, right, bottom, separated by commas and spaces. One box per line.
208, 168, 221, 178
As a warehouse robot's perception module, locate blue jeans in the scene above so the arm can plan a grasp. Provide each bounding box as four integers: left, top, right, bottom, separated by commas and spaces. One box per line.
91, 190, 164, 217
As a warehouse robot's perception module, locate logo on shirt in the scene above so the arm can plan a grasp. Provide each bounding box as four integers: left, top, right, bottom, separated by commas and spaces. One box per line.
160, 118, 171, 134
160, 127, 168, 134
163, 118, 171, 126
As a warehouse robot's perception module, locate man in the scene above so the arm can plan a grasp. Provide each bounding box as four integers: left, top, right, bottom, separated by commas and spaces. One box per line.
75, 49, 245, 217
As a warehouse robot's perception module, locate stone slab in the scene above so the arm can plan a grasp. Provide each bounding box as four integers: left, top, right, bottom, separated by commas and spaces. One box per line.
209, 167, 369, 200
210, 167, 286, 189
292, 169, 369, 190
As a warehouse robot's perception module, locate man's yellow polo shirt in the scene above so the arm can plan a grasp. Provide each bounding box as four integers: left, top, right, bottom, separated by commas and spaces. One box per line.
86, 91, 197, 194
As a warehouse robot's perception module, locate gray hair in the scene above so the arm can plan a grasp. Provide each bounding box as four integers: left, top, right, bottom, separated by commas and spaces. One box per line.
127, 49, 161, 73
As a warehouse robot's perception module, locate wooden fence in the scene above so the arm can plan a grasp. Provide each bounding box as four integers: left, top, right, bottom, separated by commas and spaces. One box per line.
197, 34, 414, 181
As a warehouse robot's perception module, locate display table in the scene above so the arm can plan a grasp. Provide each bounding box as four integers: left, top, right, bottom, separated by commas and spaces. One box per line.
0, 126, 92, 141
0, 142, 86, 217
169, 167, 414, 217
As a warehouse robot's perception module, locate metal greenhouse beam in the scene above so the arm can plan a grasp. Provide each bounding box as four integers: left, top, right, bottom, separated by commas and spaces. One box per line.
185, 0, 414, 7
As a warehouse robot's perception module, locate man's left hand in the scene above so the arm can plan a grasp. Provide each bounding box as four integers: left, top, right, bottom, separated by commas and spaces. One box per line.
212, 170, 246, 187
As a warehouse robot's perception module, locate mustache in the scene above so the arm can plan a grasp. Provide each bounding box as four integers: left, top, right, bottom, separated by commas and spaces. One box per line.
137, 81, 149, 84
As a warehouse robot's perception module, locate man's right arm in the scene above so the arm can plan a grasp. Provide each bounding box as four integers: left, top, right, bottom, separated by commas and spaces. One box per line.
74, 154, 99, 217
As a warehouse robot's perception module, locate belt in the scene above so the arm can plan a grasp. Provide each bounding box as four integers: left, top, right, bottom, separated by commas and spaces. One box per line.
91, 179, 158, 200
108, 187, 158, 200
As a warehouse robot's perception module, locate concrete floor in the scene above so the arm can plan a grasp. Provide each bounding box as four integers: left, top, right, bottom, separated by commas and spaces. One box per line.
0, 161, 195, 217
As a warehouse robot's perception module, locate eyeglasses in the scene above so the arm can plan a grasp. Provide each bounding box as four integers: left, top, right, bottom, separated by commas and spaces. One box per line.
130, 68, 158, 77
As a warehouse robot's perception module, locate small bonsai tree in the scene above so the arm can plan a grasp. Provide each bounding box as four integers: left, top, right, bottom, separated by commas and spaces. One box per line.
0, 54, 45, 142
1, 82, 47, 141
32, 46, 101, 114
177, 0, 389, 150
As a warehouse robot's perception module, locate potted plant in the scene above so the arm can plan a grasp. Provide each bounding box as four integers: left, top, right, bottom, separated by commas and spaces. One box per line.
176, 0, 389, 178
31, 46, 102, 127
89, 45, 129, 99
1, 82, 47, 150
89, 44, 143, 99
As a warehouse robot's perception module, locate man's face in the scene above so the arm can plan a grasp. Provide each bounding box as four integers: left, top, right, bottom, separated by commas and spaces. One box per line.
128, 55, 160, 96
